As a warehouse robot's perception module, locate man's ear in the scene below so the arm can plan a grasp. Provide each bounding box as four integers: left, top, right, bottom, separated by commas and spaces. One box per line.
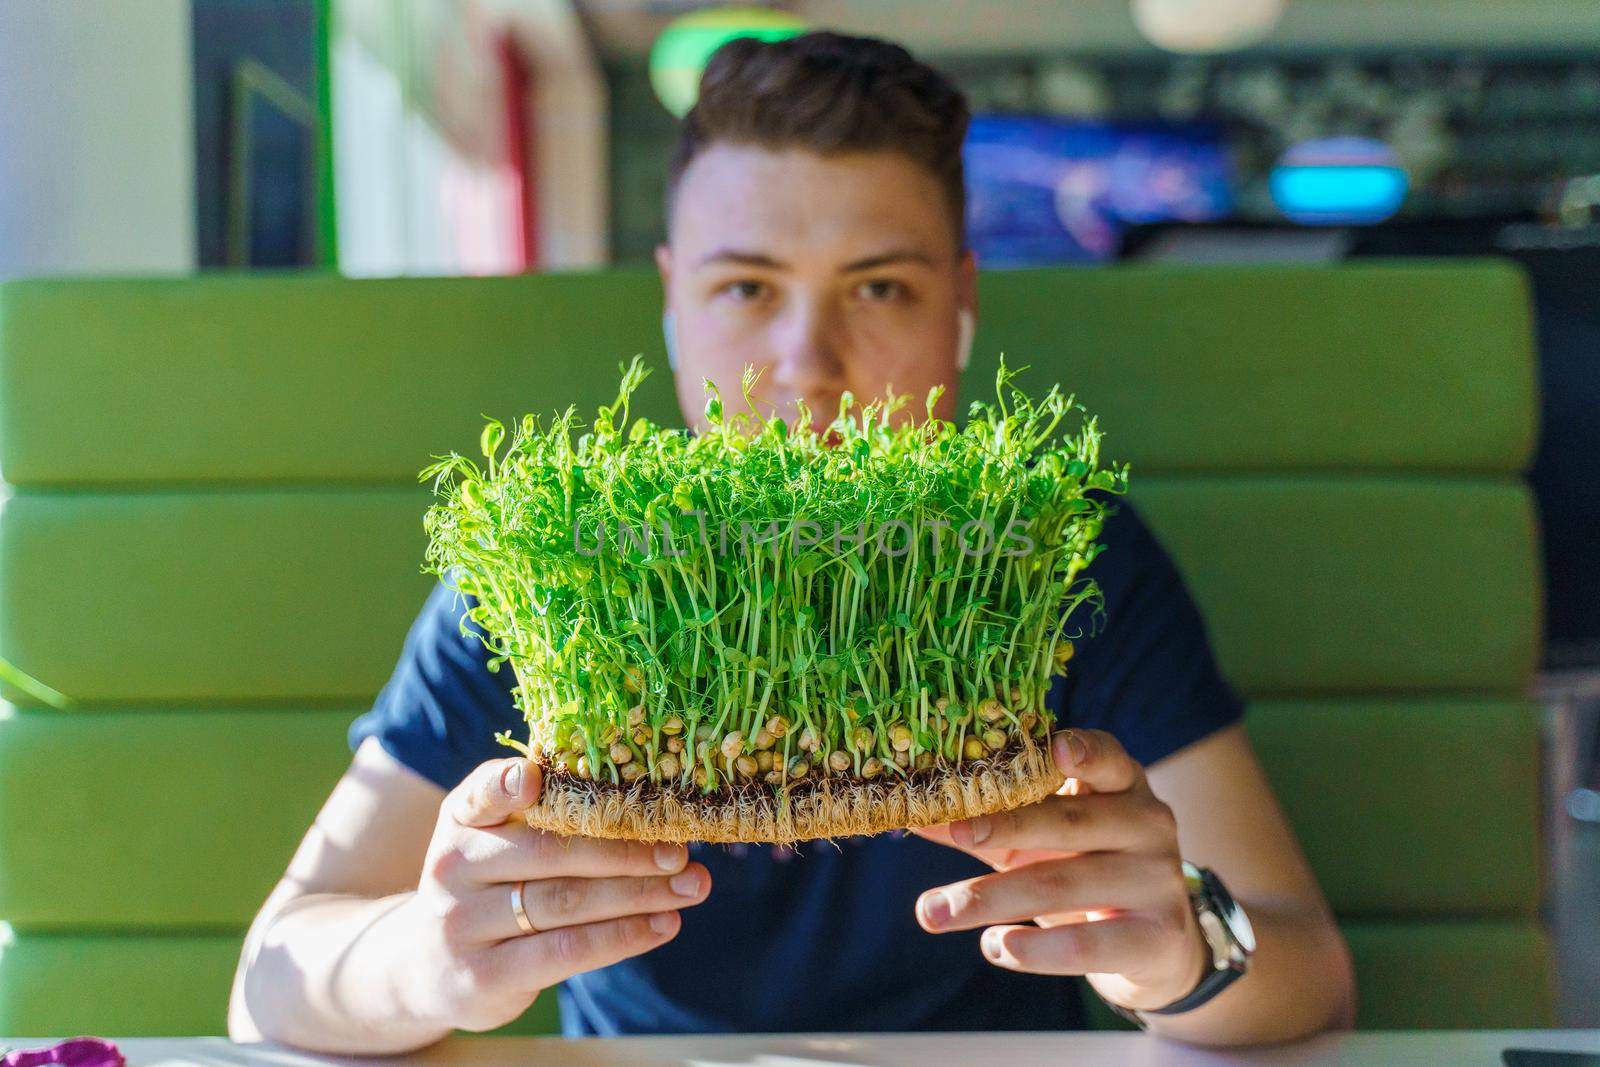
654, 243, 673, 301
957, 246, 978, 322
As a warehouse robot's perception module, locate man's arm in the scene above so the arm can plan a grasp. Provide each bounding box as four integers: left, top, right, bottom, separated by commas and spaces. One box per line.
1122, 722, 1354, 1043
912, 723, 1354, 1047
227, 739, 450, 1051
228, 739, 707, 1054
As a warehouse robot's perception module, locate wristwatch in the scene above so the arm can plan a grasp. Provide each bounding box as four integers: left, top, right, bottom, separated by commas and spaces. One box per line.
1104, 861, 1255, 1027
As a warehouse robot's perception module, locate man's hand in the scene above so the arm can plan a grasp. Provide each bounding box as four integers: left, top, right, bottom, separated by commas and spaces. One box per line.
398, 756, 712, 1033
910, 728, 1210, 1012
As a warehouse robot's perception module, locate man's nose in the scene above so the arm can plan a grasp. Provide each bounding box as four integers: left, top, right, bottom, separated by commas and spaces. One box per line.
769, 304, 845, 400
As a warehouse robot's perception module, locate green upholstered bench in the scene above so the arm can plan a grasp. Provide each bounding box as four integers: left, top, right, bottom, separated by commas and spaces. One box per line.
0, 262, 1550, 1035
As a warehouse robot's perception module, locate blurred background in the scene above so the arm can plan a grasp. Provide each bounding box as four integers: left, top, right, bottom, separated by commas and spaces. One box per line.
0, 0, 1596, 1031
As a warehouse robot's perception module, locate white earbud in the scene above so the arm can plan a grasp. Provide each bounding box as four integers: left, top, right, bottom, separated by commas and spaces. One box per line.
663, 310, 680, 371
956, 307, 975, 372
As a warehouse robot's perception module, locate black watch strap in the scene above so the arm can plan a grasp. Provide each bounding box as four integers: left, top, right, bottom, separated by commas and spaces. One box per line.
1140, 954, 1248, 1015
1107, 963, 1247, 1028
1103, 864, 1251, 1026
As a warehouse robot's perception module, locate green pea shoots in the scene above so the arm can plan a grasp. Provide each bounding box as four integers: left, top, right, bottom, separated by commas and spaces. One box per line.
420, 357, 1127, 797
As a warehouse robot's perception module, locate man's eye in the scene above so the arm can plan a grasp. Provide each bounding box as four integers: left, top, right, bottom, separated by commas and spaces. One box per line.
722, 281, 767, 302
856, 279, 908, 302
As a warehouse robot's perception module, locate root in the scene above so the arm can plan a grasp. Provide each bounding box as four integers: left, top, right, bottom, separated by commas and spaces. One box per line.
521, 733, 1064, 844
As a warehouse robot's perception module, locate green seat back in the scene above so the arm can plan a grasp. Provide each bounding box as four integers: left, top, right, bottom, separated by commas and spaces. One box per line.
0, 262, 1549, 1035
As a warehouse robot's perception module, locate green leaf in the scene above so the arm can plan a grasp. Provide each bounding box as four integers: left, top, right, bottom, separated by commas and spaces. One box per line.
480, 419, 505, 459
494, 729, 532, 756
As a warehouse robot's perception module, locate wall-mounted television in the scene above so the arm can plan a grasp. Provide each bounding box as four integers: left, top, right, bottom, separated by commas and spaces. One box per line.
963, 114, 1234, 265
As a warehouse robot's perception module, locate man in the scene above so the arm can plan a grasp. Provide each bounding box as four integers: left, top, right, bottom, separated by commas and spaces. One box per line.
229, 31, 1353, 1054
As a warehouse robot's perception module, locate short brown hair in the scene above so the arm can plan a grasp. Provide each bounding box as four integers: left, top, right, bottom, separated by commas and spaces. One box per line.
666, 31, 971, 250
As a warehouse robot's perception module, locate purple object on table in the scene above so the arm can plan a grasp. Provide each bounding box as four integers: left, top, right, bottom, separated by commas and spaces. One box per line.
1, 1038, 124, 1067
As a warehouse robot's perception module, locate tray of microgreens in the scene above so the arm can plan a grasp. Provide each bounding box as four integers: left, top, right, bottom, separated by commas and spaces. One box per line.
420, 358, 1126, 843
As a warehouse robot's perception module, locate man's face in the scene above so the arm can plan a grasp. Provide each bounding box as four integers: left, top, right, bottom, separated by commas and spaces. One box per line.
656, 144, 976, 434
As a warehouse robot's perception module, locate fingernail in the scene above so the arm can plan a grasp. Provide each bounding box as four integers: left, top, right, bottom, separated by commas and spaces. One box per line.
655, 843, 686, 871
964, 816, 992, 847
1054, 730, 1087, 768
981, 928, 1003, 961
670, 869, 701, 897
922, 891, 952, 928
650, 911, 677, 934
503, 761, 523, 797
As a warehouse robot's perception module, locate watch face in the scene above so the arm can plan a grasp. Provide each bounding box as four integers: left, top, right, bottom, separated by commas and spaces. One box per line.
1227, 896, 1257, 955
1200, 867, 1256, 957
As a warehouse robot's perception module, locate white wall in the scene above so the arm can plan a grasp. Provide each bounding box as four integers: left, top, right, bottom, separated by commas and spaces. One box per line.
0, 0, 196, 277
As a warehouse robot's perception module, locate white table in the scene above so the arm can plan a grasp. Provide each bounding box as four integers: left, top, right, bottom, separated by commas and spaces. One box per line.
5, 1031, 1597, 1066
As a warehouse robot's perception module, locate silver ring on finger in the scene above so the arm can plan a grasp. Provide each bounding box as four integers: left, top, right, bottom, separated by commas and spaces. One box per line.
511, 879, 539, 935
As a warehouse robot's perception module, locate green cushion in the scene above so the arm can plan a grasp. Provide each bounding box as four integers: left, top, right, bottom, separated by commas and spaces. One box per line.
1134, 478, 1540, 696
1343, 922, 1555, 1029
0, 930, 562, 1038
0, 707, 355, 929
0, 489, 435, 704
1245, 700, 1541, 920
0, 477, 1537, 704
969, 260, 1535, 475
0, 700, 1539, 928
0, 262, 1534, 486
0, 262, 1549, 1035
0, 923, 1549, 1036
0, 273, 681, 487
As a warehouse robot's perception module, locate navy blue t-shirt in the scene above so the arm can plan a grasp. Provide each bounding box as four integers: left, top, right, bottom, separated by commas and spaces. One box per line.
349, 499, 1243, 1036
